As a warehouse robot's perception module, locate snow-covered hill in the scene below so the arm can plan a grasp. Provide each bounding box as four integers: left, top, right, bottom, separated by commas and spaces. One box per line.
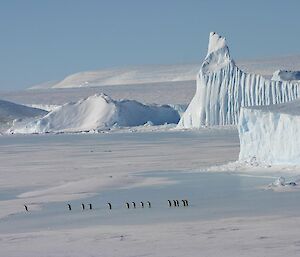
11, 94, 180, 134
30, 64, 200, 89
177, 32, 300, 127
271, 70, 300, 81
0, 99, 47, 132
238, 100, 300, 164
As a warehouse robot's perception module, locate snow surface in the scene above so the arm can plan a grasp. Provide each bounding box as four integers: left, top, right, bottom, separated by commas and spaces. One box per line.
178, 32, 300, 127
238, 99, 300, 165
272, 69, 300, 81
3, 216, 300, 257
0, 129, 240, 218
2, 131, 300, 257
10, 94, 180, 133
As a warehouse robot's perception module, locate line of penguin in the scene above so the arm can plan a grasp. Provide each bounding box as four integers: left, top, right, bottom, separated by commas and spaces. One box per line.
168, 199, 189, 207
24, 199, 189, 212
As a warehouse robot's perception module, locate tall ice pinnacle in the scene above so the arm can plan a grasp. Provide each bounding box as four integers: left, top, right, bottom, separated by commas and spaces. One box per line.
201, 32, 232, 73
206, 32, 229, 58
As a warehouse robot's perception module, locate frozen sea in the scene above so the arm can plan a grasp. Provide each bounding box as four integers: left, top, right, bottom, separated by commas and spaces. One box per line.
1, 129, 300, 234
2, 129, 300, 256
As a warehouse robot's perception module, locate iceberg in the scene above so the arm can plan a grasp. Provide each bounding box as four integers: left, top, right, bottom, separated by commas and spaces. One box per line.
238, 100, 300, 164
11, 94, 180, 134
178, 32, 300, 127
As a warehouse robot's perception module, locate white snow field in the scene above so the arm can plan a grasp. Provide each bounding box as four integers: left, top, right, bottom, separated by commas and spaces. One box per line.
272, 69, 300, 81
10, 94, 180, 134
178, 32, 300, 128
238, 99, 300, 165
3, 130, 300, 257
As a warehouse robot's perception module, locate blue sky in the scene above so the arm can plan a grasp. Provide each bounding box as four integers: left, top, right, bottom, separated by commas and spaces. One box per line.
1, 0, 300, 90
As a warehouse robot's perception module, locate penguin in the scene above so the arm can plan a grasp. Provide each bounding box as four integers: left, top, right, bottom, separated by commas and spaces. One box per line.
182, 200, 186, 207
173, 200, 177, 207
24, 205, 28, 212
168, 200, 172, 207
81, 203, 85, 210
132, 202, 136, 208
107, 203, 112, 210
147, 201, 151, 208
67, 204, 72, 211
140, 201, 144, 208
89, 203, 92, 210
125, 202, 130, 209
176, 200, 179, 206
185, 200, 189, 206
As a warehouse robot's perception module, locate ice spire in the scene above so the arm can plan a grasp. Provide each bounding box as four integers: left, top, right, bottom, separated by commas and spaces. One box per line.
202, 32, 232, 73
206, 32, 229, 57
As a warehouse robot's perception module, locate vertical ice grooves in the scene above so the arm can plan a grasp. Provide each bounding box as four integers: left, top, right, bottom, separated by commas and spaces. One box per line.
178, 32, 300, 127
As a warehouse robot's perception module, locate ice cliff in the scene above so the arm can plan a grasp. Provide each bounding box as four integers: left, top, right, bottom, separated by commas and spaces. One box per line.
238, 100, 300, 164
178, 32, 300, 127
11, 94, 180, 133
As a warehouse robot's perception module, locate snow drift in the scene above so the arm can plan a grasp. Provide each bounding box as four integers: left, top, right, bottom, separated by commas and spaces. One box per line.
271, 70, 300, 82
178, 32, 300, 127
238, 100, 300, 164
11, 94, 180, 133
